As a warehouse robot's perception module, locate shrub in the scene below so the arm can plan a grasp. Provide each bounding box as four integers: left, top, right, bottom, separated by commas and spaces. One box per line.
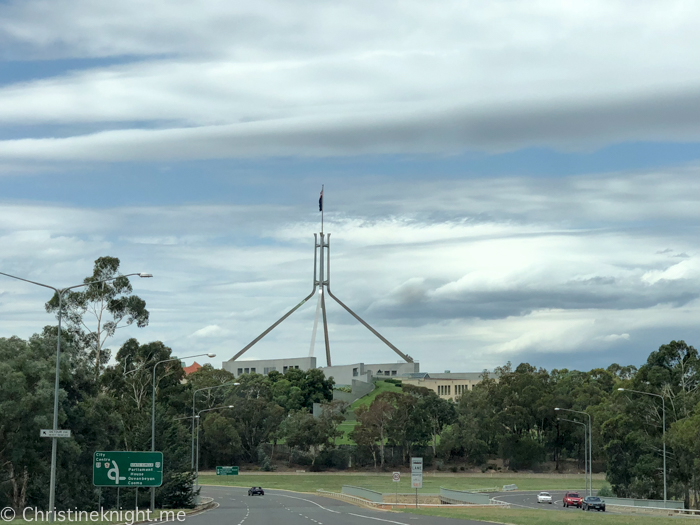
290, 449, 313, 466
598, 484, 614, 497
158, 471, 197, 509
318, 448, 350, 470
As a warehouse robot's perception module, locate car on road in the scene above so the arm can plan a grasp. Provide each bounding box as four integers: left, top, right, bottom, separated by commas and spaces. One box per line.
563, 491, 582, 508
536, 492, 553, 504
582, 496, 606, 511
248, 487, 264, 496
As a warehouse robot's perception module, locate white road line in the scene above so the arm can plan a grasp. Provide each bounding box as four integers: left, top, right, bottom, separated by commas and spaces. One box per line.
271, 494, 341, 513
347, 513, 411, 525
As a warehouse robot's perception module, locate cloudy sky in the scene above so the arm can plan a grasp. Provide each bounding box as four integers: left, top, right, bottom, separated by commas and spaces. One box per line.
1, 0, 699, 374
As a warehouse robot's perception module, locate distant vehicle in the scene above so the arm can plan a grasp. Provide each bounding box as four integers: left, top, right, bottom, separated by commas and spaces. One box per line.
248, 487, 264, 496
582, 496, 606, 511
563, 492, 582, 508
537, 492, 553, 504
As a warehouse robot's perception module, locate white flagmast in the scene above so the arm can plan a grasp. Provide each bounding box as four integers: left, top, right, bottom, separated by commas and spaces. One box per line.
310, 184, 324, 357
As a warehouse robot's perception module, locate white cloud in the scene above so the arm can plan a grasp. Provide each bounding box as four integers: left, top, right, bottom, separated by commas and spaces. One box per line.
0, 166, 698, 371
597, 333, 630, 342
1, 1, 700, 159
190, 324, 229, 339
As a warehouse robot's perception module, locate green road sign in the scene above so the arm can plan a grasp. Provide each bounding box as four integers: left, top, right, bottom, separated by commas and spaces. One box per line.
216, 466, 239, 476
93, 451, 163, 487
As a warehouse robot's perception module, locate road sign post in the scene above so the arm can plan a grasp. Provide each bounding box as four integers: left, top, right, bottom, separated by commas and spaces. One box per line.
392, 472, 400, 503
216, 466, 239, 476
411, 457, 423, 508
93, 452, 163, 487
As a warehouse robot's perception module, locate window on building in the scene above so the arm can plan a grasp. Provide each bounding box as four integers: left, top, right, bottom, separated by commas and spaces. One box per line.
251, 368, 256, 373
283, 366, 288, 373
244, 368, 249, 374
391, 370, 397, 376
295, 365, 299, 369
237, 368, 243, 375
384, 371, 390, 376
448, 385, 451, 395
353, 368, 358, 376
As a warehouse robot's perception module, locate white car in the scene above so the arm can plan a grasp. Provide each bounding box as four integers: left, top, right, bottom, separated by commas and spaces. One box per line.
537, 492, 553, 504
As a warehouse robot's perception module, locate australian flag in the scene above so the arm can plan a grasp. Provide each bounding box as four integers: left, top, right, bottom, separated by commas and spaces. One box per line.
319, 189, 323, 212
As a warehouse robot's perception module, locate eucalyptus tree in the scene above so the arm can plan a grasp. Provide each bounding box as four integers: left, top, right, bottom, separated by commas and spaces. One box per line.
45, 256, 149, 378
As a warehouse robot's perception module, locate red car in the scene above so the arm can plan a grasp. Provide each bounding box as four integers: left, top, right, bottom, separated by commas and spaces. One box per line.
563, 491, 582, 508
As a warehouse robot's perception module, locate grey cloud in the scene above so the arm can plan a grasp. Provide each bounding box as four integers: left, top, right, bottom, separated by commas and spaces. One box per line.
365, 278, 700, 325
2, 87, 700, 161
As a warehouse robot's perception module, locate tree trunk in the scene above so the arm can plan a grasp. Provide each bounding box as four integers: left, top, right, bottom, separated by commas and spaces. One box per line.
10, 464, 28, 511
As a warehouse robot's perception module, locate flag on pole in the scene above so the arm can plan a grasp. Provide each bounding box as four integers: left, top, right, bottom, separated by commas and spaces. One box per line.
319, 189, 323, 212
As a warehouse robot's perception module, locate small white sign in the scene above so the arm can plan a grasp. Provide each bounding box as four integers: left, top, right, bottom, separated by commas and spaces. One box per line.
40, 429, 71, 438
392, 472, 400, 482
411, 473, 423, 489
411, 457, 423, 472
411, 457, 423, 488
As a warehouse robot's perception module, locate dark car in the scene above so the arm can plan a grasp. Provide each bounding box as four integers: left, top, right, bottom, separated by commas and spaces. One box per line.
582, 496, 606, 512
248, 486, 264, 496
563, 492, 582, 508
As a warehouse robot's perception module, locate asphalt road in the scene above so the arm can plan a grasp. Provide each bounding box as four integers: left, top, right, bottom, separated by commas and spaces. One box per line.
192, 485, 495, 525
492, 490, 611, 514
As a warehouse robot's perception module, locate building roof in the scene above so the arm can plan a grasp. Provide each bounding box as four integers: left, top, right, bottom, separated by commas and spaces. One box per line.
403, 372, 485, 381
426, 372, 485, 380
183, 362, 202, 375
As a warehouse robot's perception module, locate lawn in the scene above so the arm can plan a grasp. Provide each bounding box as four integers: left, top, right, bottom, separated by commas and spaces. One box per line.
335, 380, 403, 445
335, 420, 359, 445
348, 380, 402, 412
403, 507, 687, 525
199, 472, 600, 494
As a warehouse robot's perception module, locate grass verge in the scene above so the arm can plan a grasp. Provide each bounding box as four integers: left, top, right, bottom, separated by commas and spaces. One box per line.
403, 507, 687, 525
199, 473, 601, 493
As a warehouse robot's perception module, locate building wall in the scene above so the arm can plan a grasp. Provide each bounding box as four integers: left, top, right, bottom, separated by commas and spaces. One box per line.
222, 356, 317, 378
401, 375, 483, 401
363, 362, 420, 379
320, 363, 372, 385
331, 379, 375, 404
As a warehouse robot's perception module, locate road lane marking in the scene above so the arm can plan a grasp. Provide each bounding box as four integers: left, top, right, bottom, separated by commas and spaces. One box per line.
271, 494, 341, 513
348, 513, 411, 525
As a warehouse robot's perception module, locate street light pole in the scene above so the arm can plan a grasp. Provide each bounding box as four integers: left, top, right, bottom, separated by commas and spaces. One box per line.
555, 407, 592, 497
618, 387, 666, 506
191, 382, 240, 470
0, 271, 152, 522
195, 405, 235, 496
151, 352, 215, 511
558, 417, 588, 494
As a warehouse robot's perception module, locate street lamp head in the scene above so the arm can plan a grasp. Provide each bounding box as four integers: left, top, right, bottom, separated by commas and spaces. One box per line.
227, 405, 234, 408
138, 273, 153, 278
554, 408, 561, 411
207, 353, 216, 358
617, 388, 625, 391
233, 383, 240, 386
